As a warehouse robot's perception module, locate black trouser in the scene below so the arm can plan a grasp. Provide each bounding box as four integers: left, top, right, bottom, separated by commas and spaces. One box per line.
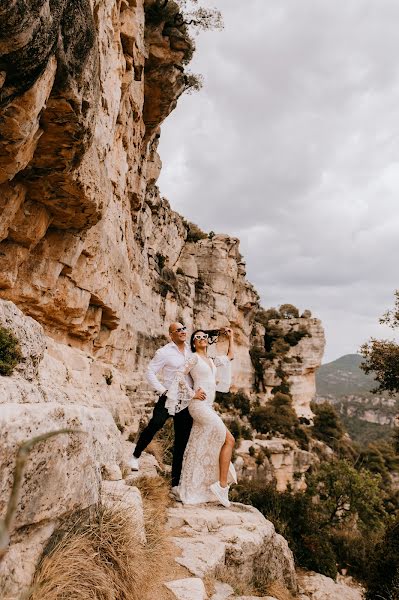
133, 394, 193, 487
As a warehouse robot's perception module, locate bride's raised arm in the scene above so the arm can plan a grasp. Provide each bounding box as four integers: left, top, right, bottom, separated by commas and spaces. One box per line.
165, 355, 198, 415
214, 328, 234, 393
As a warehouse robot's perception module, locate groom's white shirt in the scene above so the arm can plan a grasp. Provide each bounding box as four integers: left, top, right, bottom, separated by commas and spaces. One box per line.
146, 342, 194, 410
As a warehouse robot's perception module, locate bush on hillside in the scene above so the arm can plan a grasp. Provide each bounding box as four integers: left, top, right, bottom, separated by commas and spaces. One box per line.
306, 460, 387, 532
0, 325, 23, 376
232, 460, 389, 581
249, 393, 309, 448
254, 308, 280, 327
360, 291, 399, 396
279, 304, 300, 319
250, 393, 296, 435
184, 220, 208, 242
284, 325, 310, 346
215, 391, 251, 416
364, 517, 399, 600
230, 480, 338, 579
311, 401, 345, 447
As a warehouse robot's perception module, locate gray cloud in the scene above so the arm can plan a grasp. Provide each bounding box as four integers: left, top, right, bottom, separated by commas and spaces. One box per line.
158, 0, 399, 361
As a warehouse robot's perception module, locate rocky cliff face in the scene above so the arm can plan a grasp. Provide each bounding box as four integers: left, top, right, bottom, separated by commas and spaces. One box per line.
0, 1, 325, 596
251, 317, 326, 420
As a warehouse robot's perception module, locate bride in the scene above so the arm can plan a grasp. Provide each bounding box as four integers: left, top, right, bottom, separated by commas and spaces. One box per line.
166, 327, 236, 508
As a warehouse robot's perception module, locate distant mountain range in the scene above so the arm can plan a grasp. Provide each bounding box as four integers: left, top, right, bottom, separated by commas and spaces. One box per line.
316, 353, 376, 397
316, 354, 398, 445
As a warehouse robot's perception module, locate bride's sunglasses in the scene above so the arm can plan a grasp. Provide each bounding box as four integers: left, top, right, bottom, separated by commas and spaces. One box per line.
194, 333, 208, 341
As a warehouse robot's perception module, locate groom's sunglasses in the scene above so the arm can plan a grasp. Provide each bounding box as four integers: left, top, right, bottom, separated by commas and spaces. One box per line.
194, 333, 208, 341
174, 326, 187, 333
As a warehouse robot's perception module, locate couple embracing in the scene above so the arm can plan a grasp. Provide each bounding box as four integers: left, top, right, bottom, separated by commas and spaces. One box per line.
128, 322, 237, 508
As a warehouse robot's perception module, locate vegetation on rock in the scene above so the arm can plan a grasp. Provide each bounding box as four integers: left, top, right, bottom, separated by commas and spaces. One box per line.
183, 219, 208, 242
0, 325, 23, 376
29, 477, 172, 600
249, 393, 309, 449
364, 517, 399, 600
232, 458, 388, 581
215, 391, 251, 416
311, 402, 347, 452
250, 305, 310, 392
361, 290, 399, 395
145, 0, 222, 94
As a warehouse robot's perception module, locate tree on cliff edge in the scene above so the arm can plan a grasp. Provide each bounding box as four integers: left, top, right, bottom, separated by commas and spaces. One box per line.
360, 290, 399, 396
145, 0, 223, 93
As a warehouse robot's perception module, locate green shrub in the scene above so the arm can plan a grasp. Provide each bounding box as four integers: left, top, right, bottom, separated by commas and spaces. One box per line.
145, 0, 181, 27
215, 391, 251, 416
228, 418, 242, 440
264, 323, 284, 352
279, 304, 300, 319
395, 427, 399, 455
311, 401, 345, 449
0, 326, 23, 376
284, 326, 310, 346
156, 252, 166, 271
331, 529, 377, 583
184, 72, 203, 93
271, 380, 291, 396
249, 346, 266, 393
230, 480, 338, 578
306, 460, 387, 532
184, 220, 208, 243
365, 517, 399, 600
240, 425, 253, 440
254, 308, 280, 327
270, 338, 291, 355
232, 460, 389, 582
248, 393, 309, 448
194, 278, 205, 292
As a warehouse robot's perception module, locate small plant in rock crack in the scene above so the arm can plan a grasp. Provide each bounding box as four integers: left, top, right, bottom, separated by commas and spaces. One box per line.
0, 325, 23, 376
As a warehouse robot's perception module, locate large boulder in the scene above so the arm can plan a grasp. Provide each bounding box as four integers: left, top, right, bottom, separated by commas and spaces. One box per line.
167, 502, 297, 594
298, 571, 364, 600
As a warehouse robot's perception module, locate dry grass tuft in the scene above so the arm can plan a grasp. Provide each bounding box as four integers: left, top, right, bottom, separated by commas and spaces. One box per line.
147, 439, 166, 470
29, 477, 173, 600
134, 474, 170, 517
266, 580, 296, 600
213, 564, 257, 596
213, 562, 295, 599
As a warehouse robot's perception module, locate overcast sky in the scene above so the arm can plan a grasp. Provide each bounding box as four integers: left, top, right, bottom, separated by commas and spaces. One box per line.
158, 0, 399, 362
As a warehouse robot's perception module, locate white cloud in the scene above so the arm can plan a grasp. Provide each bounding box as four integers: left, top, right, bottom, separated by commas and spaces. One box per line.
158, 0, 399, 361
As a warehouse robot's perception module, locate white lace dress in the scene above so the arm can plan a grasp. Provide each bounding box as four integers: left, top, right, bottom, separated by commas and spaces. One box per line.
166, 353, 235, 505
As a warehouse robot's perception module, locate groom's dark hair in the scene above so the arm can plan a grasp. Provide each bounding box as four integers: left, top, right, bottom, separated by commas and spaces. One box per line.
190, 329, 220, 352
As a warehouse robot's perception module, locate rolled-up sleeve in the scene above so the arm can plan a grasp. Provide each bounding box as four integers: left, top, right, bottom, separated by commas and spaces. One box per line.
214, 355, 232, 393
146, 349, 167, 394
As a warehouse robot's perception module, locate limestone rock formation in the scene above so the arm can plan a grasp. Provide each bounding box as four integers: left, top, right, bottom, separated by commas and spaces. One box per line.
251, 317, 325, 419
0, 0, 325, 596
165, 577, 208, 600
236, 438, 315, 492
167, 502, 297, 593
298, 572, 364, 600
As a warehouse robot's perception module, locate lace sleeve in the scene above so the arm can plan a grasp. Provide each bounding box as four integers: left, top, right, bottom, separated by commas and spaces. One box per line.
214, 355, 232, 393
165, 355, 198, 415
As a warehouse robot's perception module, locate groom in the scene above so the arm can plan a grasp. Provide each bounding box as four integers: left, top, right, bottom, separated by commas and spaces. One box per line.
128, 322, 206, 492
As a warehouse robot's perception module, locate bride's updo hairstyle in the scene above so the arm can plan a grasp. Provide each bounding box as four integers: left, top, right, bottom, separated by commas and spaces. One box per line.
190, 329, 220, 352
